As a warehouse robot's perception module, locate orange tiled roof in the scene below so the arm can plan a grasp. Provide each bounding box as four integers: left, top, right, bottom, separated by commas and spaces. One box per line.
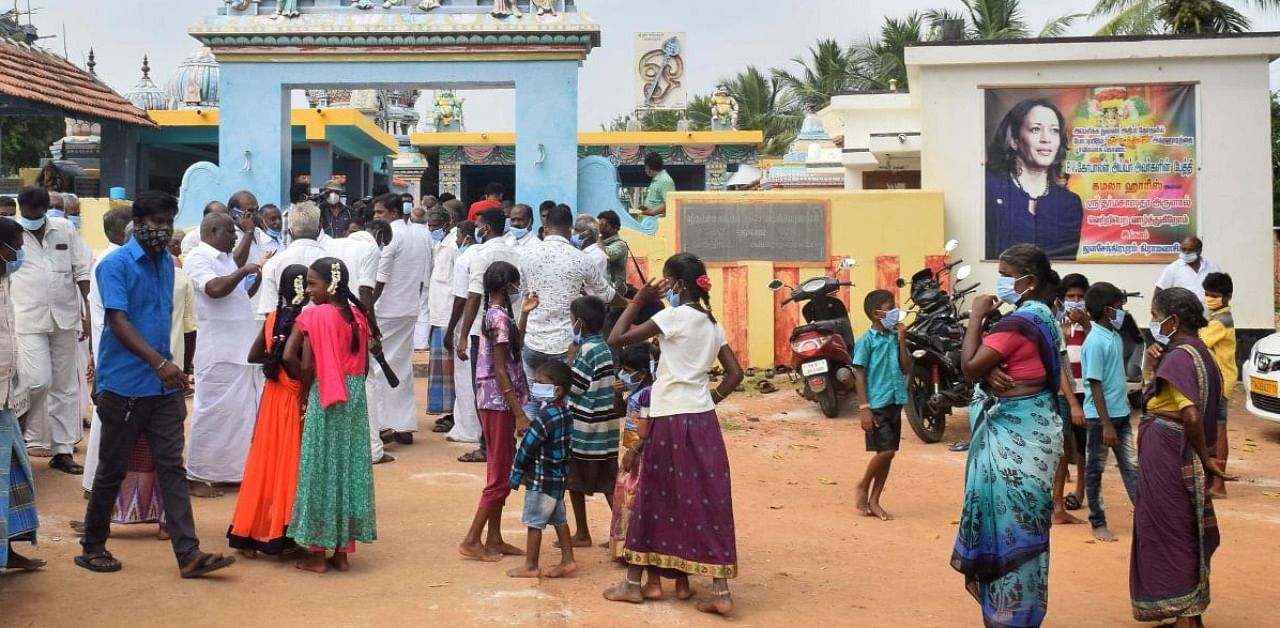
0, 39, 153, 127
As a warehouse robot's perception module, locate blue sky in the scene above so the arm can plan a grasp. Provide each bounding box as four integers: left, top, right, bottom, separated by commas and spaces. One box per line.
29, 0, 1280, 130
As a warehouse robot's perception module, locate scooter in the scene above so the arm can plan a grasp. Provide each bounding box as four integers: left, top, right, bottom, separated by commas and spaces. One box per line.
768, 258, 857, 418
897, 240, 979, 443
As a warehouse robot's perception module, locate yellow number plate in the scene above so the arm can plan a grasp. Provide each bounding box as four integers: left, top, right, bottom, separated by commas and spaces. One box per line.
1249, 377, 1278, 397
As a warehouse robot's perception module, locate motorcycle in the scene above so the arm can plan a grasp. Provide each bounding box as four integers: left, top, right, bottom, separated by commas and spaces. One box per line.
897, 240, 979, 443
768, 258, 857, 418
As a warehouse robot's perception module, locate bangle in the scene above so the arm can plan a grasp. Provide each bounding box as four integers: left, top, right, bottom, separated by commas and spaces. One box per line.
501, 388, 513, 395
153, 359, 168, 371
858, 403, 871, 410
711, 390, 724, 403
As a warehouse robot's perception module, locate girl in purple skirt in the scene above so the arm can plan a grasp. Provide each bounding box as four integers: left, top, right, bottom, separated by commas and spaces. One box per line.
603, 253, 745, 617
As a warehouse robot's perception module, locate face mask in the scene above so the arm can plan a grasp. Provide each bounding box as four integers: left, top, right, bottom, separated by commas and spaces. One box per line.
46, 209, 65, 219
620, 370, 642, 391
666, 289, 681, 308
509, 226, 530, 240
570, 233, 584, 249
530, 382, 558, 402
3, 244, 23, 275
995, 274, 1030, 306
265, 227, 283, 241
1054, 310, 1067, 324
1179, 251, 1199, 264
880, 308, 903, 327
431, 228, 447, 242
1205, 296, 1224, 312
458, 243, 471, 255
1110, 307, 1127, 329
68, 215, 81, 231
16, 215, 45, 231
1063, 300, 1085, 312
571, 322, 584, 345
134, 225, 173, 255
328, 193, 341, 205
1149, 316, 1173, 345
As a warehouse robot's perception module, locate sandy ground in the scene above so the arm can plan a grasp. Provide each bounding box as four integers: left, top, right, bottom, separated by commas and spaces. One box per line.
3, 371, 1279, 628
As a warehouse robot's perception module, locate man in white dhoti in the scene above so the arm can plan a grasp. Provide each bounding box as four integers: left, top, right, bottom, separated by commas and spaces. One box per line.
444, 221, 482, 449
369, 194, 432, 447
11, 188, 92, 475
183, 213, 265, 497
410, 206, 436, 351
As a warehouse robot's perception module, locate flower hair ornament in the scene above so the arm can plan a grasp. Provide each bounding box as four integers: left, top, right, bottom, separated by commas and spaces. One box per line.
327, 262, 341, 295
695, 274, 712, 291
291, 275, 306, 305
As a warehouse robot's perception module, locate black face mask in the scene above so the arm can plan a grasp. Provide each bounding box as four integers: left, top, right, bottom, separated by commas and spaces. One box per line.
135, 225, 173, 255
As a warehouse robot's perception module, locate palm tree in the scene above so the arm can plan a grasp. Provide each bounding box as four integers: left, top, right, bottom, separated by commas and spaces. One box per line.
1092, 0, 1272, 35
769, 39, 858, 112
724, 66, 803, 156
851, 12, 927, 91
926, 0, 1083, 39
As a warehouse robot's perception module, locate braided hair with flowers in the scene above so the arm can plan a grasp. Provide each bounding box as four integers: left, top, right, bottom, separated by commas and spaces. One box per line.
664, 252, 716, 323
262, 264, 310, 380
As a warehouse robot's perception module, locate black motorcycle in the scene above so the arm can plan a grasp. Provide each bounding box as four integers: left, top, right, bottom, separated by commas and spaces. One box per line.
897, 241, 980, 443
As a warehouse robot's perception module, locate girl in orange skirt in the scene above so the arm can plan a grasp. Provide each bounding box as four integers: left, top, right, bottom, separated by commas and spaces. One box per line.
227, 264, 309, 557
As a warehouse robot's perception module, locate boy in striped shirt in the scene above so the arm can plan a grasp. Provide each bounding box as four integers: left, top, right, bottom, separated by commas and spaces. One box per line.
565, 296, 619, 547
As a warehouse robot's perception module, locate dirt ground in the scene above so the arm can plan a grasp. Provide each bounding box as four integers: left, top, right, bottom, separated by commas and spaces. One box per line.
3, 372, 1279, 628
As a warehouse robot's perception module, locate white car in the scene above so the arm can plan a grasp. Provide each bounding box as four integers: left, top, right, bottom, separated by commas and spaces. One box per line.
1243, 332, 1280, 423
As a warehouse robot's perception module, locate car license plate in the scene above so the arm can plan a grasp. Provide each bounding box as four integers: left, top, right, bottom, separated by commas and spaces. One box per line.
1249, 377, 1278, 397
801, 361, 829, 377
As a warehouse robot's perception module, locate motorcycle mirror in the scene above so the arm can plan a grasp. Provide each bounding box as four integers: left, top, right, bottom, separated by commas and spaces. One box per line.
839, 258, 856, 270
767, 279, 785, 291
895, 277, 907, 288
944, 239, 959, 253
955, 265, 972, 281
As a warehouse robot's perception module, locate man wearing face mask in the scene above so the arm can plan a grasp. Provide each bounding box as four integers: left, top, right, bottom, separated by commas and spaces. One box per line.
256, 204, 286, 254
413, 208, 449, 352
504, 203, 537, 249
368, 194, 432, 448
426, 206, 461, 433
318, 180, 355, 239
572, 214, 607, 278
1154, 236, 1220, 304
255, 202, 328, 319
11, 187, 92, 474
63, 193, 82, 232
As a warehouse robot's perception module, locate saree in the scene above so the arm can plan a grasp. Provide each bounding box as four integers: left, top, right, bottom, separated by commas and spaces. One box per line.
951, 301, 1063, 628
1, 408, 37, 570
1131, 338, 1222, 621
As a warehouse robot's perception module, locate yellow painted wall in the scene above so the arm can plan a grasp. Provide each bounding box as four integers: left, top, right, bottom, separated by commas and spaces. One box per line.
620, 189, 946, 369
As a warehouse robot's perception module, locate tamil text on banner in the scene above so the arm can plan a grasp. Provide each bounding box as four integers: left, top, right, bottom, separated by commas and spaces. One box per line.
983, 85, 1197, 263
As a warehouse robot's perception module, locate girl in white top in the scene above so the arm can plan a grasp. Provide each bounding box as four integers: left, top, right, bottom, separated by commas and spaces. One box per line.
602, 252, 745, 616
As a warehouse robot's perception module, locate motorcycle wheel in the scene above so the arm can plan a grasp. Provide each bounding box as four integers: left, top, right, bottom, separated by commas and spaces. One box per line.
818, 380, 840, 418
905, 369, 947, 443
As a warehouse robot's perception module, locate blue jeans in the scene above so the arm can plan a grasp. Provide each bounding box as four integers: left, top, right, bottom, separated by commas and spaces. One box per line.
521, 346, 569, 420
1085, 417, 1139, 529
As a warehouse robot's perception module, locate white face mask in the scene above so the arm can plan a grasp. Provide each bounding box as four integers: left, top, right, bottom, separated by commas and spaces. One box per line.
328, 193, 340, 205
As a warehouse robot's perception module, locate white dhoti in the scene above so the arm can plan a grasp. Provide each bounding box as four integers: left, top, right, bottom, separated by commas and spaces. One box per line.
447, 329, 481, 443
81, 411, 101, 492
18, 329, 82, 455
77, 338, 91, 422
186, 361, 259, 483
368, 316, 418, 434
414, 289, 431, 351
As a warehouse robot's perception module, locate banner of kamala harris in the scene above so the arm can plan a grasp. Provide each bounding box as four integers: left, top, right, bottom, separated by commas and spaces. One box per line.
984, 84, 1197, 263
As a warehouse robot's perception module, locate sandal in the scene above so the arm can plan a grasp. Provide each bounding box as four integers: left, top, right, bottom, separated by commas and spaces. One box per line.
50, 454, 84, 475
457, 449, 486, 463
1064, 494, 1082, 511
372, 453, 397, 465
432, 420, 453, 433
379, 429, 395, 444
179, 551, 235, 579
393, 432, 414, 445
75, 551, 122, 573
948, 441, 970, 452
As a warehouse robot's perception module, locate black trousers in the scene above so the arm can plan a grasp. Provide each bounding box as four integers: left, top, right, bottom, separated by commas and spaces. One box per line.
81, 391, 200, 565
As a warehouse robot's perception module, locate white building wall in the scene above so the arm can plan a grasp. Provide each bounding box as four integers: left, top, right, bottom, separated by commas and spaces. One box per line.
914, 49, 1275, 330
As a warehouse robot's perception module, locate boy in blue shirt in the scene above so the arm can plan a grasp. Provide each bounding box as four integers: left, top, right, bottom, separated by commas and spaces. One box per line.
508, 361, 577, 579
1080, 282, 1138, 542
852, 290, 910, 521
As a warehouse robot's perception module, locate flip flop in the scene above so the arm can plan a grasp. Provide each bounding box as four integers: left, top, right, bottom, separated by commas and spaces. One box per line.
372, 454, 397, 465
1064, 494, 1082, 511
179, 551, 235, 579
75, 551, 122, 573
948, 441, 970, 452
432, 421, 453, 433
457, 449, 486, 463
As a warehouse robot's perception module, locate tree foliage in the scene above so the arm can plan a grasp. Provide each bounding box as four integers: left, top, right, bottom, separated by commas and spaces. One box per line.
0, 116, 62, 177
1093, 0, 1280, 34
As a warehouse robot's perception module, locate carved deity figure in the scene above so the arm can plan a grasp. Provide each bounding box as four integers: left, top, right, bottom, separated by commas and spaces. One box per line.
382, 0, 403, 8
431, 91, 464, 132
274, 0, 300, 18
417, 0, 441, 11
492, 0, 522, 17
532, 0, 558, 15
709, 84, 739, 131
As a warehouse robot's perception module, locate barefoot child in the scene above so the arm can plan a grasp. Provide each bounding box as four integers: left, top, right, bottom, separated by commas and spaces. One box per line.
1200, 272, 1236, 499
565, 296, 619, 547
458, 261, 531, 561
283, 258, 378, 573
506, 361, 577, 578
1050, 287, 1087, 526
852, 290, 910, 521
1060, 273, 1091, 512
609, 343, 653, 559
1080, 282, 1138, 542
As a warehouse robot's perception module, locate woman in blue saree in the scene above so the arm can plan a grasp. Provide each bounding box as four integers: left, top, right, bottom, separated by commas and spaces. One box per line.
953, 244, 1063, 627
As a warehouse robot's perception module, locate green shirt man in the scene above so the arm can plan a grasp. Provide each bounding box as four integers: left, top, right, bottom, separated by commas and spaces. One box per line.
639, 152, 675, 217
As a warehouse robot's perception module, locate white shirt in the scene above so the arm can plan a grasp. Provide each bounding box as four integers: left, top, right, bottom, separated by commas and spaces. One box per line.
324, 234, 379, 293
451, 246, 481, 338
650, 305, 727, 418
1155, 256, 1221, 302
467, 237, 523, 296
89, 242, 122, 352
505, 229, 538, 250
12, 216, 91, 334
185, 242, 256, 366
518, 235, 615, 355
171, 267, 198, 370
180, 229, 201, 256
256, 228, 286, 256
256, 238, 329, 315
585, 242, 608, 278
375, 220, 433, 319
429, 234, 459, 327
0, 276, 19, 408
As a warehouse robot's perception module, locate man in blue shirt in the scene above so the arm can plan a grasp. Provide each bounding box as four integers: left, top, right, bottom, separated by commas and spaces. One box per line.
1079, 282, 1138, 543
852, 290, 910, 522
77, 191, 234, 578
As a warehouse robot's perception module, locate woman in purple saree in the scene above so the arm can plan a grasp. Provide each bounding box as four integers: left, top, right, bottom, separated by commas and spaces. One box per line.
1132, 288, 1235, 627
